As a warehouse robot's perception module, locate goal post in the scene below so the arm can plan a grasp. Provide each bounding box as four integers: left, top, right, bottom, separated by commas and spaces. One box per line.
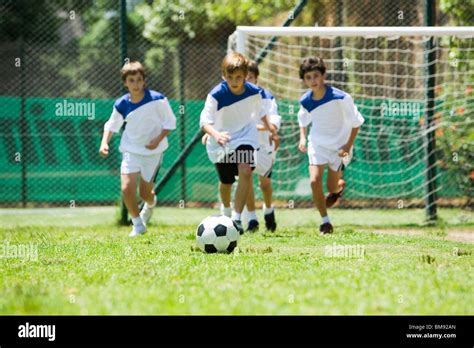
229, 26, 474, 220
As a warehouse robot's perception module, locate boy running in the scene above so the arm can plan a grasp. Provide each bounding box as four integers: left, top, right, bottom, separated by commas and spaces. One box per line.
200, 52, 278, 234
297, 57, 364, 234
99, 61, 176, 237
245, 60, 281, 232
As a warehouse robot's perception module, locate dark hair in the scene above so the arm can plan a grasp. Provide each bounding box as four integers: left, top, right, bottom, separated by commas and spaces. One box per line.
299, 56, 326, 79
247, 60, 259, 77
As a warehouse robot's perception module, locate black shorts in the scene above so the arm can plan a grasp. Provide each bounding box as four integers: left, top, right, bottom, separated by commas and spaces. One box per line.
215, 145, 256, 184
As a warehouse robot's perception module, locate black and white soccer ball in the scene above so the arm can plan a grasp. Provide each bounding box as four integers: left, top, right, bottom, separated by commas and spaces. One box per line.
196, 215, 240, 253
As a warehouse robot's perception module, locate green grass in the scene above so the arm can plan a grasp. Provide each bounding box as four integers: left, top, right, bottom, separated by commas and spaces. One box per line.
0, 207, 473, 315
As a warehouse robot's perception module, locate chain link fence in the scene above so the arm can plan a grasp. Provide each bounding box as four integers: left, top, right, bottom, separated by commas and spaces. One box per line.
0, 0, 472, 209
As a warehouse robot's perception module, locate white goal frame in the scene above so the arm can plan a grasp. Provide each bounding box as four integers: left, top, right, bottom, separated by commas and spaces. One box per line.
234, 26, 474, 54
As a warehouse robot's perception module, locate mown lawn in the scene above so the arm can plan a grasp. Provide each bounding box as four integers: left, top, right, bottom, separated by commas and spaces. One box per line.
0, 207, 472, 315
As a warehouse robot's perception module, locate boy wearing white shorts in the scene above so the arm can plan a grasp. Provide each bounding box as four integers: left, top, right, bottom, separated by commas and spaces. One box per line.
297, 57, 364, 234
245, 60, 281, 232
99, 61, 176, 237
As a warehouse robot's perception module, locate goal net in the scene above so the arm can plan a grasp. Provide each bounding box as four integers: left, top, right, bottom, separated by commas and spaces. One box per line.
228, 26, 473, 211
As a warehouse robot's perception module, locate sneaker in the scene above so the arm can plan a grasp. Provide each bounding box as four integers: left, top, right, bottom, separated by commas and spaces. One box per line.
246, 219, 259, 233
129, 223, 147, 237
233, 220, 244, 235
139, 205, 153, 226
326, 179, 346, 208
264, 211, 277, 232
319, 222, 333, 235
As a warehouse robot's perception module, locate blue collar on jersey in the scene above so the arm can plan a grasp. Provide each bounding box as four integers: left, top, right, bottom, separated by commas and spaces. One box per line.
211, 81, 262, 111
300, 85, 345, 113
114, 89, 165, 119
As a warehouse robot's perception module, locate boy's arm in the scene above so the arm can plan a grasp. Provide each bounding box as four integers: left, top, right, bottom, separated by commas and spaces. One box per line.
338, 127, 360, 157
146, 98, 176, 150
99, 107, 124, 158
200, 94, 230, 146
145, 129, 171, 150
99, 130, 113, 157
202, 124, 230, 146
298, 127, 307, 153
338, 94, 364, 157
260, 115, 279, 150
297, 105, 310, 153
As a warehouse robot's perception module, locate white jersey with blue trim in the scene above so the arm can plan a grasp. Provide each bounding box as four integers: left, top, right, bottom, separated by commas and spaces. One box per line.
104, 89, 177, 155
200, 81, 266, 163
258, 87, 280, 147
297, 85, 364, 151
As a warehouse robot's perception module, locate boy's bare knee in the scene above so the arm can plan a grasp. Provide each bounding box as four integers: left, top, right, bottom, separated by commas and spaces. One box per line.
121, 181, 133, 194
238, 164, 252, 178
310, 176, 323, 189
259, 178, 271, 191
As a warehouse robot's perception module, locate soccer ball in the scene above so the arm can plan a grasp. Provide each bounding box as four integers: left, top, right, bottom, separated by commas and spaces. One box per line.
196, 215, 240, 253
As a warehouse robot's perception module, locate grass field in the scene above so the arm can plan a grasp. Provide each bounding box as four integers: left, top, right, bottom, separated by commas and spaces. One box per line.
0, 207, 473, 315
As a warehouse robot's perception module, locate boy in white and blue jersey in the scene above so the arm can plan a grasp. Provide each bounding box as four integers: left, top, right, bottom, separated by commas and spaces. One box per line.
298, 57, 364, 234
99, 61, 176, 237
245, 61, 281, 232
200, 52, 278, 234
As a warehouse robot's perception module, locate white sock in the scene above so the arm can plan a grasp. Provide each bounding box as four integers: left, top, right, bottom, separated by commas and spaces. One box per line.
221, 204, 232, 218
248, 210, 257, 221
263, 204, 274, 215
145, 196, 156, 209
131, 216, 143, 226
232, 211, 241, 221
322, 216, 330, 224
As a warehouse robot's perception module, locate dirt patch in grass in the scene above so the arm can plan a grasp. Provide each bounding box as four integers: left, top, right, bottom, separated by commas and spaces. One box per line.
369, 229, 474, 244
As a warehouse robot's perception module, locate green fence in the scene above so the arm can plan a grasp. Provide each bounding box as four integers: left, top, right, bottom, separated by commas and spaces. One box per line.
0, 95, 464, 206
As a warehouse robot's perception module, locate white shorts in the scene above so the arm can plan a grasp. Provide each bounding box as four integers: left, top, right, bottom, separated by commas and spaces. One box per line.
254, 144, 276, 178
121, 151, 163, 183
308, 145, 352, 172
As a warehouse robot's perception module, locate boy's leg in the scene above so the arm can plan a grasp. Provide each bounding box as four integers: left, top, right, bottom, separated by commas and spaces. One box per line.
325, 160, 346, 208
122, 172, 147, 236
137, 153, 162, 226
121, 173, 140, 218
234, 163, 252, 216
245, 179, 259, 232
246, 180, 256, 212
215, 163, 235, 218
309, 165, 327, 218
309, 165, 333, 234
139, 178, 156, 206
260, 175, 277, 231
259, 176, 273, 208
219, 182, 233, 217
219, 182, 232, 209
138, 177, 156, 225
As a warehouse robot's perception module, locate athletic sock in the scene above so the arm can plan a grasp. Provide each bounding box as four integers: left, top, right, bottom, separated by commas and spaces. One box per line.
248, 210, 257, 221
232, 211, 241, 221
263, 204, 274, 215
145, 196, 156, 209
322, 216, 330, 224
221, 205, 232, 218
131, 216, 143, 226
